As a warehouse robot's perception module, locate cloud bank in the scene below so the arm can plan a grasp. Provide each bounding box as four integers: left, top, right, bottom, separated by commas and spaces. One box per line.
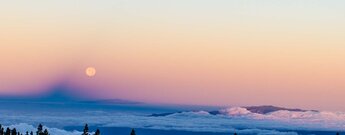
1, 107, 344, 135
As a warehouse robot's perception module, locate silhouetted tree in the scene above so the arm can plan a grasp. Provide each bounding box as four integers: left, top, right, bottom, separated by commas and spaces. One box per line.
234, 132, 238, 135
82, 124, 89, 135
130, 129, 136, 135
43, 129, 49, 135
36, 124, 43, 135
0, 126, 4, 135
94, 129, 100, 135
25, 131, 28, 135
336, 132, 340, 135
5, 128, 10, 135
11, 128, 17, 135
30, 131, 33, 135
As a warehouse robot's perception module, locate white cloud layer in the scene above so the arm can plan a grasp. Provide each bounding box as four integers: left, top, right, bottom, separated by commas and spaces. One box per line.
0, 107, 344, 135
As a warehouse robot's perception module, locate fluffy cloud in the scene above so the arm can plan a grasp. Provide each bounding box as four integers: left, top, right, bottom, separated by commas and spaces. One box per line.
0, 107, 344, 135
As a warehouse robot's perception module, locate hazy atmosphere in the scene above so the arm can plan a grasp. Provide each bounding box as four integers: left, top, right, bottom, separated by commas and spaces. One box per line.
1, 0, 345, 112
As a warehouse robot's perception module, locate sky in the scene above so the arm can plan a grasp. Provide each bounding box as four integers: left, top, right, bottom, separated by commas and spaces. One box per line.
0, 0, 345, 111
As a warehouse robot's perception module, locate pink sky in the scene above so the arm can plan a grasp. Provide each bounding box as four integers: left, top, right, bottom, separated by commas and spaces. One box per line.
1, 0, 345, 111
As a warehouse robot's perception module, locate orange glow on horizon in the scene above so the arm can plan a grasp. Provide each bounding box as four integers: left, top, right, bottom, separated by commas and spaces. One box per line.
1, 0, 345, 111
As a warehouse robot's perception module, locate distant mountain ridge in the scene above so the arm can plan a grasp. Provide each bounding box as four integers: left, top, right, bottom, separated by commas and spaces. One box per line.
150, 105, 318, 117
244, 105, 318, 114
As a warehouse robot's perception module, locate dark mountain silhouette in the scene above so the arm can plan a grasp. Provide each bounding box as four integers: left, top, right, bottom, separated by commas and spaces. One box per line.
244, 105, 318, 114
149, 105, 318, 117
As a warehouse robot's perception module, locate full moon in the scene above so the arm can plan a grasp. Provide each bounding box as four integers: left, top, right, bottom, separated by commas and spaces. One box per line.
85, 67, 96, 77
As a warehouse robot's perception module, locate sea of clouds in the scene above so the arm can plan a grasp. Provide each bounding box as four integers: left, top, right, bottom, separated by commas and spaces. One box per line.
1, 107, 345, 135
3, 123, 82, 135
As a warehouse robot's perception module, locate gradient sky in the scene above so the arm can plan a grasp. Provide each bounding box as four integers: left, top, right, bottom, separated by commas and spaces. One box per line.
1, 0, 345, 111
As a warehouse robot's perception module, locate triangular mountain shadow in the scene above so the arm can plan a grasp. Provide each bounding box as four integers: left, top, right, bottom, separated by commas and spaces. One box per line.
0, 84, 142, 105
36, 84, 82, 102
0, 84, 83, 103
